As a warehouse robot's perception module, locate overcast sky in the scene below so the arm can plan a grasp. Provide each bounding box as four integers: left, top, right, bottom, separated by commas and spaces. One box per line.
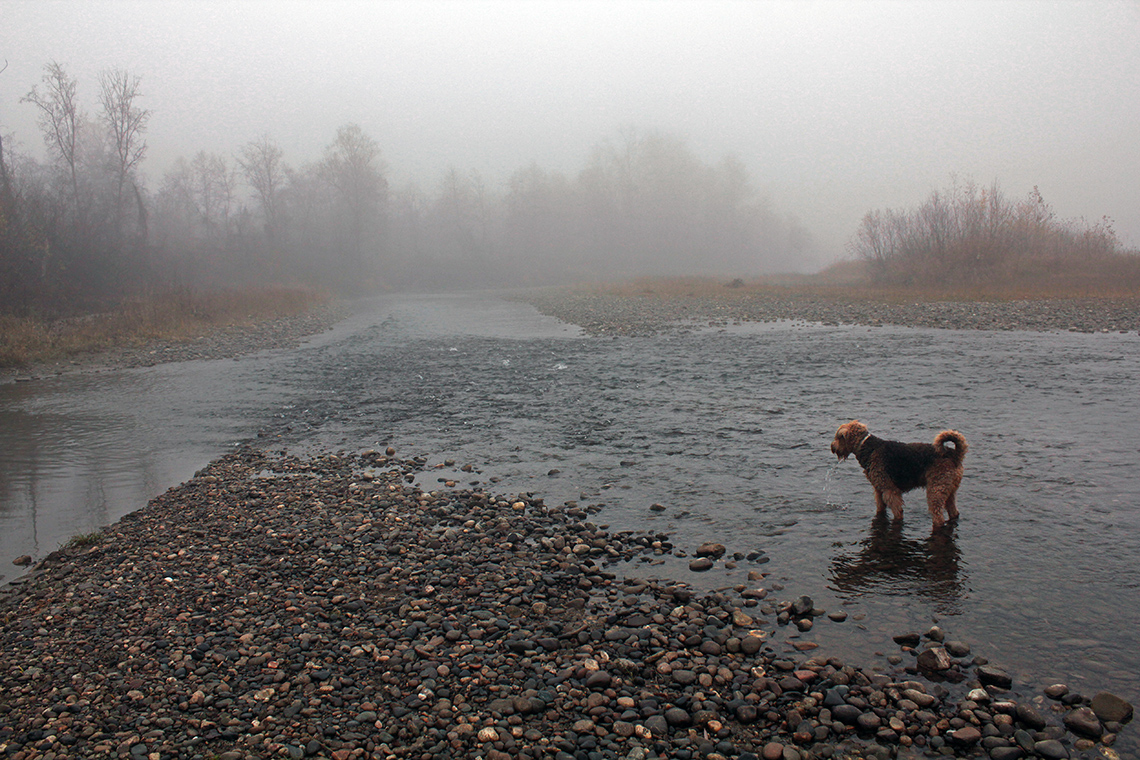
3, 0, 1139, 265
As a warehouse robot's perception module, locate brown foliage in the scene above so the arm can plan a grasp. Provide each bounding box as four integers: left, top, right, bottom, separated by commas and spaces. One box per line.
0, 286, 325, 367
848, 179, 1140, 294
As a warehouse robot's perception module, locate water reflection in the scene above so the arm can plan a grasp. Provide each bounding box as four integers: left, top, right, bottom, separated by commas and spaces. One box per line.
829, 515, 966, 614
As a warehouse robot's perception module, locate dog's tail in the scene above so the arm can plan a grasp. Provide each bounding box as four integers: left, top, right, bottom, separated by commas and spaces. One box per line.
933, 430, 968, 465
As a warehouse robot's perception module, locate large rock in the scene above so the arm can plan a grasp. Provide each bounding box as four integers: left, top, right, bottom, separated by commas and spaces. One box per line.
1062, 706, 1103, 738
1090, 691, 1133, 723
1014, 702, 1047, 730
790, 595, 814, 617
976, 665, 1013, 688
664, 707, 692, 727
950, 725, 981, 745
1032, 739, 1069, 760
892, 632, 922, 647
916, 647, 952, 671
695, 542, 726, 558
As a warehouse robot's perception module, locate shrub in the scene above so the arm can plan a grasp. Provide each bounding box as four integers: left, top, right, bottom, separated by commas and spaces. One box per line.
848, 178, 1139, 293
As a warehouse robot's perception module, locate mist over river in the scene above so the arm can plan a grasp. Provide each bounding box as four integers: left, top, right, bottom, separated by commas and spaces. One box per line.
2, 292, 1138, 715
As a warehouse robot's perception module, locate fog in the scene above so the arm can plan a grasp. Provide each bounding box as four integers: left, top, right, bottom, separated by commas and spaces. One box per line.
3, 0, 1139, 290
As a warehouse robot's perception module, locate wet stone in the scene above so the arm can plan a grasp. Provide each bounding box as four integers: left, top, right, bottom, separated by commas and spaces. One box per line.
664, 707, 692, 727
977, 665, 1013, 689
1015, 703, 1047, 730
1033, 739, 1069, 759
916, 647, 952, 672
893, 632, 922, 647
1091, 691, 1134, 723
1062, 706, 1102, 738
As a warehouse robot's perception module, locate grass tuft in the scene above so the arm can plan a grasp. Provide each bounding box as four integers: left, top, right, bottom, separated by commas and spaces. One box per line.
63, 532, 103, 550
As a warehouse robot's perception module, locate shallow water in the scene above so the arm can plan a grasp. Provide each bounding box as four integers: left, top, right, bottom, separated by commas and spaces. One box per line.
2, 292, 1139, 722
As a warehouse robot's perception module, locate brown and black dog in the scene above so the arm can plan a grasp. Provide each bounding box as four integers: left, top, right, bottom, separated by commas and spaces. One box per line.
831, 420, 968, 529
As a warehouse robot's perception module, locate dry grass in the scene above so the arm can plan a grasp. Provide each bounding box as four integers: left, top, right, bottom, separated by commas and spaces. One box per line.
0, 286, 328, 368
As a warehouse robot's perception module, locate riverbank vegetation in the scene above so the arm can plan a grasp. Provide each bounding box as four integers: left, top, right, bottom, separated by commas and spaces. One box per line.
847, 178, 1140, 295
0, 285, 325, 367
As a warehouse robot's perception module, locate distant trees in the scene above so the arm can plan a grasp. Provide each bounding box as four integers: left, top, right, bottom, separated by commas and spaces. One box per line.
2, 61, 818, 316
849, 177, 1130, 288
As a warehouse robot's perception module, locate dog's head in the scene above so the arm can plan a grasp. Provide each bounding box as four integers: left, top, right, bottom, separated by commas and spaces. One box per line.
831, 420, 869, 461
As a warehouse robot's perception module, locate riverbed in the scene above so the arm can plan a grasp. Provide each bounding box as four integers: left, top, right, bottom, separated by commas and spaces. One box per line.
2, 290, 1138, 715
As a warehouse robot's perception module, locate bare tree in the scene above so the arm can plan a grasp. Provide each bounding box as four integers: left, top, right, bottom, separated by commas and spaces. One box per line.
189, 151, 237, 241
320, 123, 387, 277
97, 68, 149, 235
0, 60, 12, 203
237, 134, 286, 242
22, 62, 83, 217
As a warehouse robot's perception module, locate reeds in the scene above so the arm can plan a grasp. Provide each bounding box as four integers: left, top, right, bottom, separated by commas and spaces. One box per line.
0, 286, 327, 368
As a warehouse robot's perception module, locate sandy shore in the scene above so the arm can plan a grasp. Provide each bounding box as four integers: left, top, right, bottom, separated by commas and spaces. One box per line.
0, 448, 1131, 760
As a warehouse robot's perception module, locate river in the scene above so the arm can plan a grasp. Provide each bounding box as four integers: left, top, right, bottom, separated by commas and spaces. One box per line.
2, 291, 1138, 715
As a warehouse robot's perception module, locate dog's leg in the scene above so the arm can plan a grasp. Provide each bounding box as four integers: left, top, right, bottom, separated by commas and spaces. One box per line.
882, 489, 904, 520
944, 489, 959, 520
873, 489, 887, 516
927, 486, 948, 529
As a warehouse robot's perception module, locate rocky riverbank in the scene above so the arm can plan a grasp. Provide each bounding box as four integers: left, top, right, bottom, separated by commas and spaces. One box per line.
1, 304, 346, 384
515, 289, 1140, 337
1, 448, 1131, 760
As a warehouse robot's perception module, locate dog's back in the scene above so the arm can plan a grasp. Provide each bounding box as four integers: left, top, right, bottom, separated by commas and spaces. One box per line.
876, 440, 938, 492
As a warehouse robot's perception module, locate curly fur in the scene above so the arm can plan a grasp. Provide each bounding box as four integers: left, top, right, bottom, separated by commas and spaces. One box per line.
831, 420, 968, 529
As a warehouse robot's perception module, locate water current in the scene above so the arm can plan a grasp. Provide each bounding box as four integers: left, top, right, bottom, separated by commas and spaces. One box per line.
2, 291, 1138, 721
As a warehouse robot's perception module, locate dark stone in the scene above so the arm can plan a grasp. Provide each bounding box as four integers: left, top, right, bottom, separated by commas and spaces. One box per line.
977, 665, 1013, 689
740, 635, 763, 654
1014, 703, 1046, 730
988, 747, 1024, 760
790, 596, 813, 617
695, 542, 726, 558
950, 726, 981, 745
1032, 739, 1069, 760
893, 632, 922, 647
664, 707, 692, 727
584, 670, 611, 689
831, 704, 863, 724
1062, 706, 1102, 738
1090, 691, 1133, 723
916, 647, 952, 671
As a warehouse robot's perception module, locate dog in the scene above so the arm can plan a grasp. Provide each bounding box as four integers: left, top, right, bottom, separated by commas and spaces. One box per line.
830, 420, 968, 528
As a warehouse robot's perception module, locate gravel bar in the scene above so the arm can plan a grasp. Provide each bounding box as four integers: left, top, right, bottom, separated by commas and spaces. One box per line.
1, 448, 1131, 760
515, 290, 1140, 337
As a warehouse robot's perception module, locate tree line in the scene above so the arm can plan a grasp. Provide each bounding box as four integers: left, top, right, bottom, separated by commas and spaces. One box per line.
1, 62, 812, 317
